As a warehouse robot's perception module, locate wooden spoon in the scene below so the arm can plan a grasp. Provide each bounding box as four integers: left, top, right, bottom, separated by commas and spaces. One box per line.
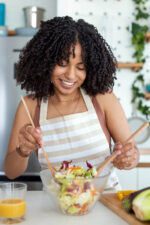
21, 96, 55, 177
96, 122, 149, 177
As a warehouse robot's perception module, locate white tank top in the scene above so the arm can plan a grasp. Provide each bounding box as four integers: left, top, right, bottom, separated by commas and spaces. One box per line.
38, 89, 121, 190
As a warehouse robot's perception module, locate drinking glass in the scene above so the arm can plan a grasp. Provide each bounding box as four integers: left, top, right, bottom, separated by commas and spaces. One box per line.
0, 182, 27, 223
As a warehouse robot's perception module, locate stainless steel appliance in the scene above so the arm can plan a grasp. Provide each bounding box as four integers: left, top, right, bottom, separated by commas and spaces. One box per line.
0, 37, 42, 190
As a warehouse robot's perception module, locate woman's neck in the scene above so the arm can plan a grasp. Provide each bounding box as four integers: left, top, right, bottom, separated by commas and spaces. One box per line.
52, 89, 80, 102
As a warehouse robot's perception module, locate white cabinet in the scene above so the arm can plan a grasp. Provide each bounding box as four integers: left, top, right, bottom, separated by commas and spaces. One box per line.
137, 155, 150, 189
0, 37, 40, 173
138, 168, 150, 189
115, 168, 137, 190
114, 154, 150, 190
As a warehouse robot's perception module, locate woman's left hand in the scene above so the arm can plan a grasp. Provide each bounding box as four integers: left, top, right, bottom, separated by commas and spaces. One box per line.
112, 142, 139, 170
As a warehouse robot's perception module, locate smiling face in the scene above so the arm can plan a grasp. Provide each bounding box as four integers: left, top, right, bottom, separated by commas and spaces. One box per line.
51, 43, 86, 97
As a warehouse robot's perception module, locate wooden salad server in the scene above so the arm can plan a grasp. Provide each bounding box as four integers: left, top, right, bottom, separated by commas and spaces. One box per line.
21, 96, 55, 177
96, 122, 149, 177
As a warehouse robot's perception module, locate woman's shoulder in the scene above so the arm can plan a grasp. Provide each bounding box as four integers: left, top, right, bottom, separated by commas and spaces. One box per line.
94, 91, 119, 113
23, 94, 37, 103
18, 94, 38, 119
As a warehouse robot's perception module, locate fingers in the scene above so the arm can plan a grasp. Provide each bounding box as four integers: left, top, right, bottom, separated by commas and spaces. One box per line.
114, 142, 123, 151
113, 142, 138, 170
24, 125, 43, 145
18, 124, 44, 153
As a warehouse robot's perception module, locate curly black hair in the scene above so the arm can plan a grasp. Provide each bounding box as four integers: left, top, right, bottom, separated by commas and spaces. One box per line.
17, 16, 116, 98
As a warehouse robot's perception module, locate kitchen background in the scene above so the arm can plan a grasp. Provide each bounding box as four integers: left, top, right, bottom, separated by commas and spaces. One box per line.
0, 0, 150, 190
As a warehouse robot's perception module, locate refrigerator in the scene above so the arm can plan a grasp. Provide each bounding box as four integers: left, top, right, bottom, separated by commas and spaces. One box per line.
0, 36, 42, 190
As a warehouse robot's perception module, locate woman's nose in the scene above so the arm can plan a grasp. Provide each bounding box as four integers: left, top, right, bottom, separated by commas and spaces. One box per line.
65, 66, 76, 80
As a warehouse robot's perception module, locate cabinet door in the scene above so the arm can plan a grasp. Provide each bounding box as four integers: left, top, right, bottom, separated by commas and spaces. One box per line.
0, 37, 41, 173
138, 168, 150, 189
138, 155, 150, 189
0, 37, 30, 172
114, 168, 137, 190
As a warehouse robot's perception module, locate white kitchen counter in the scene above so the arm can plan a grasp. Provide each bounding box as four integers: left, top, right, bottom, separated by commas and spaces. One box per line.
22, 191, 128, 225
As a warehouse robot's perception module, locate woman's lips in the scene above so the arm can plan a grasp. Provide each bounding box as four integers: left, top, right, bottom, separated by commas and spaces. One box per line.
60, 79, 76, 88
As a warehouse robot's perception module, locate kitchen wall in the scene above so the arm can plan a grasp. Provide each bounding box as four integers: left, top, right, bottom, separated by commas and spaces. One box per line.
2, 0, 57, 30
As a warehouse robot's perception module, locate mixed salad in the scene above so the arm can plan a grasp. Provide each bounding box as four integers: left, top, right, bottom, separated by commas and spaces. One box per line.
47, 161, 100, 215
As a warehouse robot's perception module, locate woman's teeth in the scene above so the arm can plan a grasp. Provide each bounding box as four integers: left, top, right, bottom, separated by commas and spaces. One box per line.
62, 80, 74, 86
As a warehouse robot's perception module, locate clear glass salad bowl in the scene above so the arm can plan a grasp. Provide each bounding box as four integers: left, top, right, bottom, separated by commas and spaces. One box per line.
40, 168, 110, 215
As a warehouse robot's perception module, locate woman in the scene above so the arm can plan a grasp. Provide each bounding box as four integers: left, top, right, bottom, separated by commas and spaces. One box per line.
5, 16, 139, 190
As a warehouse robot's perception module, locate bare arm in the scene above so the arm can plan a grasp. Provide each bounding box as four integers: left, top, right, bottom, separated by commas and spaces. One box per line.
96, 92, 139, 169
4, 96, 42, 179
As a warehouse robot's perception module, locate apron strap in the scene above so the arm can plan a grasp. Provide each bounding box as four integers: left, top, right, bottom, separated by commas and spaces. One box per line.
33, 98, 41, 127
80, 89, 95, 111
92, 97, 111, 150
39, 98, 49, 123
33, 98, 41, 157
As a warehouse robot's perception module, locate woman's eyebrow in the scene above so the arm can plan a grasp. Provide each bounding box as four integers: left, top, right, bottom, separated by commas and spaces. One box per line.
77, 62, 84, 65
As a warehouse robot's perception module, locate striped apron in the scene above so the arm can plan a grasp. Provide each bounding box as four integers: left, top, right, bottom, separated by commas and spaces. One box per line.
38, 89, 121, 190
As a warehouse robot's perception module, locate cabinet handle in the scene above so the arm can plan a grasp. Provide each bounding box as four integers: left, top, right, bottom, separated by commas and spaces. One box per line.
136, 163, 150, 168
13, 49, 22, 52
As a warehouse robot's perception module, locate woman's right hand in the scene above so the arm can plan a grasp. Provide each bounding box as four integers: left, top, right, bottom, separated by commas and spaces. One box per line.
18, 124, 43, 156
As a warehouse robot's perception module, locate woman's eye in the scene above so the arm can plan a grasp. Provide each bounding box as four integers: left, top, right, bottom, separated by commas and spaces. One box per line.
77, 67, 85, 71
58, 61, 68, 67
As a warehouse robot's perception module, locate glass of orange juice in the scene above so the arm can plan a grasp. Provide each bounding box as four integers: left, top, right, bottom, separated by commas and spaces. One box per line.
0, 182, 27, 223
